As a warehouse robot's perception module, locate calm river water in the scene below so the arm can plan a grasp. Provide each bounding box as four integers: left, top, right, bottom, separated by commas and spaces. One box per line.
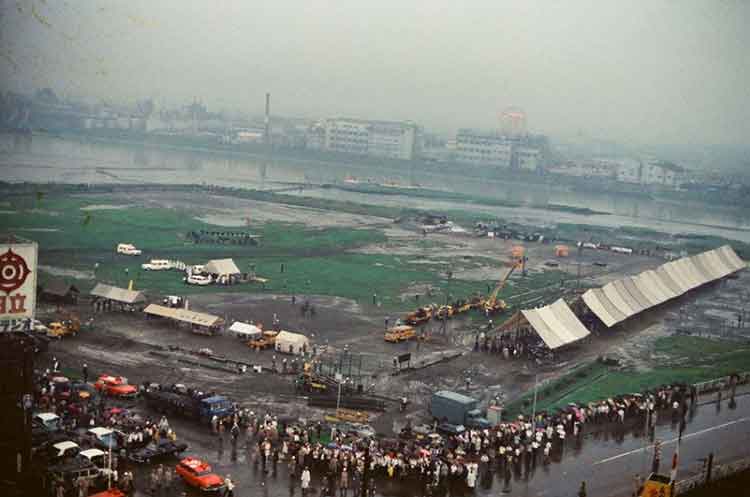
1, 132, 748, 243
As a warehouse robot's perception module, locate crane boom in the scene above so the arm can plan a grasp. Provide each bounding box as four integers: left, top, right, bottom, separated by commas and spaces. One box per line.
484, 259, 522, 312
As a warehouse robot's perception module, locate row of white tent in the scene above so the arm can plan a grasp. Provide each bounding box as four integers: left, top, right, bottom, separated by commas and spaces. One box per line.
514, 245, 744, 350
520, 298, 592, 350
582, 245, 745, 328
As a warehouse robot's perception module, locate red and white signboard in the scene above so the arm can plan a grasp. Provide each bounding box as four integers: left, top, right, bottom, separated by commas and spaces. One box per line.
0, 242, 38, 320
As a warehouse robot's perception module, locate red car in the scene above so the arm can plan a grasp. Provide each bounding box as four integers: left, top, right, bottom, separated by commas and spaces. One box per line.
176, 457, 224, 492
94, 375, 138, 398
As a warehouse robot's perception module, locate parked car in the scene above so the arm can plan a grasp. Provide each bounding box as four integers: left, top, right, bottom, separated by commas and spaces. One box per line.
128, 439, 188, 464
78, 448, 117, 480
85, 427, 119, 451
94, 375, 138, 398
175, 457, 225, 492
116, 243, 142, 256
436, 422, 466, 435
185, 274, 213, 286
34, 412, 62, 433
141, 259, 172, 271
46, 459, 100, 491
47, 440, 81, 463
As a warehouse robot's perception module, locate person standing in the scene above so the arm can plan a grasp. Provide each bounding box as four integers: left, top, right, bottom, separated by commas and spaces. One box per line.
340, 467, 349, 497
223, 475, 235, 497
82, 363, 88, 383
301, 466, 311, 495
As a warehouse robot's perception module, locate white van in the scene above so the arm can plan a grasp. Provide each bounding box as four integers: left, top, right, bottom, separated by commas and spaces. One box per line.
117, 243, 142, 256
141, 259, 172, 271
185, 274, 213, 285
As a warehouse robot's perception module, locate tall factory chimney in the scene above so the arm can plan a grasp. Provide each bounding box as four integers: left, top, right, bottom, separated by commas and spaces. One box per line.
264, 92, 271, 145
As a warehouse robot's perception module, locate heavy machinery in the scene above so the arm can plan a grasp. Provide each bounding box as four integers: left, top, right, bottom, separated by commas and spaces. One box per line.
248, 330, 278, 350
483, 259, 522, 314
435, 305, 454, 321
384, 325, 416, 343
47, 312, 81, 339
639, 473, 672, 497
404, 305, 434, 325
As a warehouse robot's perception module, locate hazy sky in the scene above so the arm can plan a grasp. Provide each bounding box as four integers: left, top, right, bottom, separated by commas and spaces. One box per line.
2, 0, 749, 145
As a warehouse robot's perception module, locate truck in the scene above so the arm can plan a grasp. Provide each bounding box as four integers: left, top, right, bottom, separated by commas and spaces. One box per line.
429, 391, 490, 430
143, 389, 234, 423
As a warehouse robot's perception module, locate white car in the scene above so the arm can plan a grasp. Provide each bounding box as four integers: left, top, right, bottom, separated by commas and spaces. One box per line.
185, 274, 213, 286
186, 265, 205, 275
48, 441, 80, 461
141, 259, 172, 271
117, 243, 142, 256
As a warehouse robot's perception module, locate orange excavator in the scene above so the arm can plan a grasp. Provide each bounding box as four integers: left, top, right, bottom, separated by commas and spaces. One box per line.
483, 259, 523, 314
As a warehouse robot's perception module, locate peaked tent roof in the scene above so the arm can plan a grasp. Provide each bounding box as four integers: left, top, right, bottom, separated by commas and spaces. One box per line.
228, 321, 262, 336
90, 283, 145, 304
581, 246, 744, 328
143, 304, 224, 328
42, 278, 80, 297
205, 258, 241, 275
520, 298, 590, 350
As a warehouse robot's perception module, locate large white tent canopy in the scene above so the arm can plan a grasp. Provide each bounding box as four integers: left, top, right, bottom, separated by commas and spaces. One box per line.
581, 246, 744, 328
520, 298, 591, 350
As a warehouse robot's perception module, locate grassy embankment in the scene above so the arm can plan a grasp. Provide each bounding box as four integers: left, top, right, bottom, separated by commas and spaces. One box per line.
2, 193, 522, 312
505, 336, 750, 417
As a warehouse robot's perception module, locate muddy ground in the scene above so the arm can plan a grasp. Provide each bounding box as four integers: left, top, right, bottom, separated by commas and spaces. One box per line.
28, 188, 748, 437
38, 249, 717, 437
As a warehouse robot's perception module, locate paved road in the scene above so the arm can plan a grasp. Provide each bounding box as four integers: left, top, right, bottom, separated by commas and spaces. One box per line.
127, 390, 750, 497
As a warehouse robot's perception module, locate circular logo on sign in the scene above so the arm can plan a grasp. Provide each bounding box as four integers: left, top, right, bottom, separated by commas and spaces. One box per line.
0, 249, 31, 294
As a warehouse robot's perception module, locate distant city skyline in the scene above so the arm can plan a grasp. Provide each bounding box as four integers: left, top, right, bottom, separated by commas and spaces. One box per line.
1, 1, 749, 146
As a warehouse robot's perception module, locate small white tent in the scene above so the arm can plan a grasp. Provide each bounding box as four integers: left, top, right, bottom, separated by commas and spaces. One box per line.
228, 321, 262, 340
274, 330, 309, 355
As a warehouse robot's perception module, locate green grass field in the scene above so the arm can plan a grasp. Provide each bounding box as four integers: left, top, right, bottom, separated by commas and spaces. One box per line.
4, 193, 528, 312
506, 336, 750, 417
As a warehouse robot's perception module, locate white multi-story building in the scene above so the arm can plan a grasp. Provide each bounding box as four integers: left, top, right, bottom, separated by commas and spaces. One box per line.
615, 159, 684, 188
615, 159, 642, 184
455, 129, 512, 167
641, 160, 684, 188
548, 160, 617, 179
321, 118, 419, 160
515, 147, 541, 172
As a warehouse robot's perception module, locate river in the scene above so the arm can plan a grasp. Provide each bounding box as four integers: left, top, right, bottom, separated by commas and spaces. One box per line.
1, 132, 749, 243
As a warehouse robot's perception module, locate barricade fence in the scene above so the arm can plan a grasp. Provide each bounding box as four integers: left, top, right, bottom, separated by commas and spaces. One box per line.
675, 455, 750, 494
692, 371, 750, 395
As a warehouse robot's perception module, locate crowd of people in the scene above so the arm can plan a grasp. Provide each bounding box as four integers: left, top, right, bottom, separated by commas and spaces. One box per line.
33, 354, 743, 497
474, 329, 551, 362
201, 380, 712, 496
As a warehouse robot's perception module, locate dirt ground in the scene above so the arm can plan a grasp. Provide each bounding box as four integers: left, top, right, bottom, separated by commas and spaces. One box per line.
82, 191, 394, 228
29, 188, 746, 437
37, 250, 687, 437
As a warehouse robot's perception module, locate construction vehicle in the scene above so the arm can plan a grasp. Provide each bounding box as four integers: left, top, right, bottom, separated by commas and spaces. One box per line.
324, 408, 369, 424
47, 312, 81, 339
435, 305, 455, 320
404, 305, 433, 326
639, 473, 672, 497
483, 259, 522, 314
248, 330, 278, 350
384, 325, 416, 343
